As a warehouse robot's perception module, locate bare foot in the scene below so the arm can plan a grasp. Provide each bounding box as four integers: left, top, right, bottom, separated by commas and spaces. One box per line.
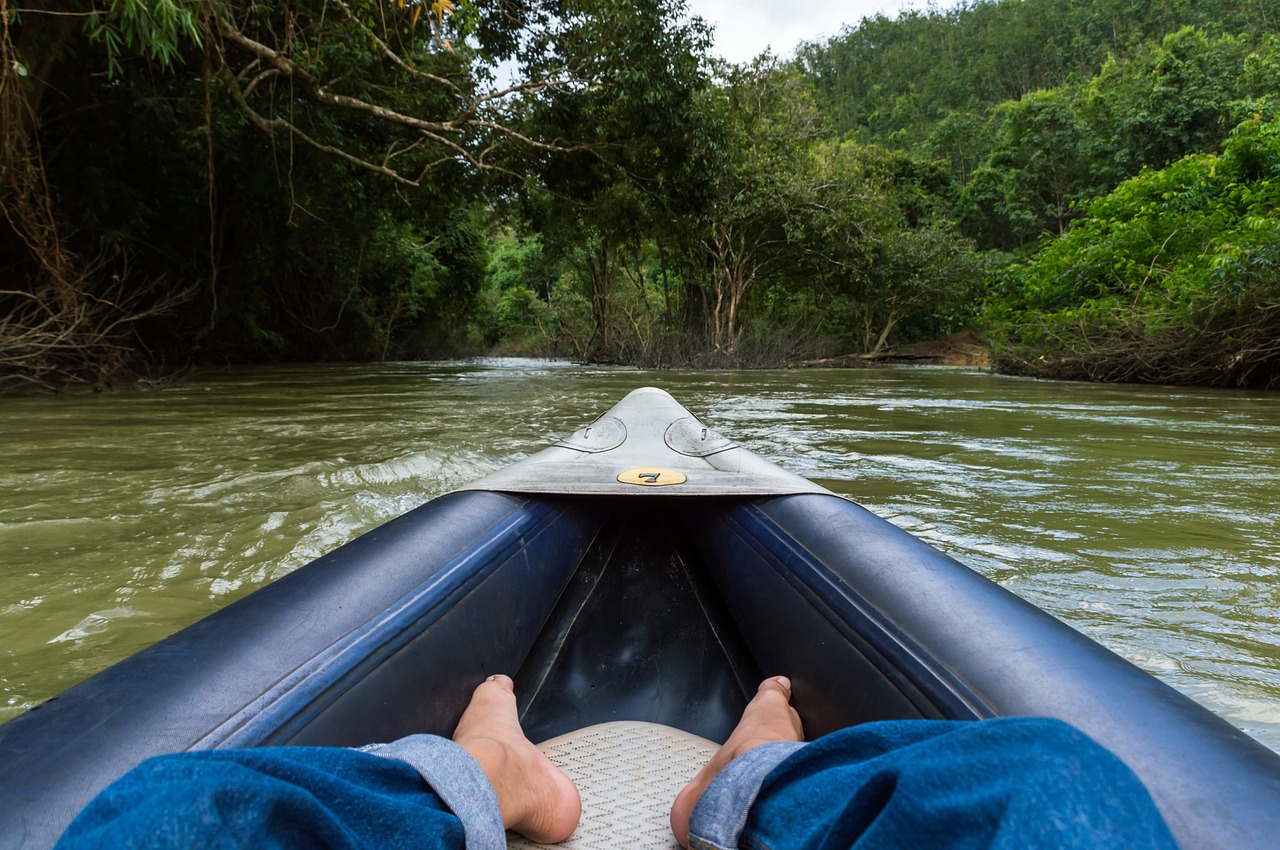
670, 676, 803, 849
452, 674, 581, 844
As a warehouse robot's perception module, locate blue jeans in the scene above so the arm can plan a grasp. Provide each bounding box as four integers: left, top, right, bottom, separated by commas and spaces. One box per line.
57, 718, 1175, 850
56, 736, 507, 850
688, 718, 1176, 850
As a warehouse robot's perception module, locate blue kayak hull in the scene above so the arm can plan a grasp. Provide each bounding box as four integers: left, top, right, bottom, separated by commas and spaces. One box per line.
3, 489, 1280, 848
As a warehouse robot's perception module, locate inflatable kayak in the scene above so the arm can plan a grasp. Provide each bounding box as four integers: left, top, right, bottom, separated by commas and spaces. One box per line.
2, 387, 1279, 848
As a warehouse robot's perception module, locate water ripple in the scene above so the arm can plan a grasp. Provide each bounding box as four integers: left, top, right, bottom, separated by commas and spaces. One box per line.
2, 362, 1278, 755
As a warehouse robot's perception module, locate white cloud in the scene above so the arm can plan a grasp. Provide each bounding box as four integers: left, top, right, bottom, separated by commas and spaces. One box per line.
682, 0, 957, 65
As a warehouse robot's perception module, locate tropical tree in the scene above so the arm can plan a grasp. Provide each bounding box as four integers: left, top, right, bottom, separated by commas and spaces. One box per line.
688, 60, 823, 355
957, 88, 1093, 250
0, 0, 716, 386
514, 0, 714, 360
987, 116, 1280, 387
797, 142, 985, 354
1, 0, 202, 388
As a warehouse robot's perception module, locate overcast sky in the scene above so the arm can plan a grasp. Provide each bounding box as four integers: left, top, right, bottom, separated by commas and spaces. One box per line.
683, 0, 959, 64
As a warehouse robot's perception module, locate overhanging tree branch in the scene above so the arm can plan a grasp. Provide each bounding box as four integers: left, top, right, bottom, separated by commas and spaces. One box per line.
207, 1, 598, 186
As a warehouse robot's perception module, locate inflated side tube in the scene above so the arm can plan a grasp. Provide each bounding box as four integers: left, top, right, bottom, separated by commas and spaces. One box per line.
689, 493, 1280, 850
0, 490, 605, 850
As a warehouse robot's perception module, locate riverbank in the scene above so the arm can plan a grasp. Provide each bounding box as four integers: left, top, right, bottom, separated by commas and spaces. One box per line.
799, 331, 992, 369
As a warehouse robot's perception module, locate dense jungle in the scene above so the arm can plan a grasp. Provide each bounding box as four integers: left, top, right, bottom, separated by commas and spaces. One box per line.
3, 0, 1279, 390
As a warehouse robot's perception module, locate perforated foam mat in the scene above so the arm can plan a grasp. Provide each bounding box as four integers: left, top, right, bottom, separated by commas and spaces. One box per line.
507, 721, 720, 849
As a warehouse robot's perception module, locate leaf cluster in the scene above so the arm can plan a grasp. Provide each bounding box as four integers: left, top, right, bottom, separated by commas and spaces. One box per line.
957, 28, 1280, 249
987, 116, 1280, 387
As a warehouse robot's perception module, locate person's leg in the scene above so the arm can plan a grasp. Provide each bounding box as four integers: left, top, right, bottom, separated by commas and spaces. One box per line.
451, 673, 581, 843
55, 745, 471, 850
735, 717, 1177, 850
57, 674, 579, 850
670, 676, 803, 848
674, 680, 1177, 850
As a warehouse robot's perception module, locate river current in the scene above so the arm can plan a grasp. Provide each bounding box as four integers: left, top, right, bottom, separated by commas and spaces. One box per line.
2, 360, 1278, 750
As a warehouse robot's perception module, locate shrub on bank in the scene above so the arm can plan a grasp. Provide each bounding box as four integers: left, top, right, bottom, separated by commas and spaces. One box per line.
986, 115, 1280, 388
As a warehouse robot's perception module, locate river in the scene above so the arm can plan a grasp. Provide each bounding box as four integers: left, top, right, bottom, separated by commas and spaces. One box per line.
2, 360, 1278, 751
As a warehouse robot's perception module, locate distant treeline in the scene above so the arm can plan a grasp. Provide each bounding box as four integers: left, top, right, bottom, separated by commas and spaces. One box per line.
799, 0, 1280, 386
2, 0, 1278, 390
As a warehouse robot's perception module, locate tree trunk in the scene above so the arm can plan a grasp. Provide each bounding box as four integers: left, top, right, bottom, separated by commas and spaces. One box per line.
0, 3, 189, 389
584, 241, 613, 360
703, 226, 760, 356
1, 2, 82, 315
870, 312, 900, 355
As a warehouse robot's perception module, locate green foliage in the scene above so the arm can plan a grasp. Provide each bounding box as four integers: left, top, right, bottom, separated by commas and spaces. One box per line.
477, 234, 557, 352
84, 0, 202, 75
2, 0, 726, 384
796, 141, 988, 352
495, 60, 984, 364
510, 0, 716, 360
14, 0, 1280, 388
792, 0, 1280, 386
1080, 28, 1256, 184
958, 88, 1093, 249
955, 28, 1280, 250
678, 61, 832, 355
986, 116, 1280, 387
797, 0, 1270, 147
802, 3, 1280, 256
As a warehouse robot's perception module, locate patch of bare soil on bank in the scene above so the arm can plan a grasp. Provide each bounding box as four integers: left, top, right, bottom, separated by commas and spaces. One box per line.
800, 331, 991, 368
902, 330, 992, 367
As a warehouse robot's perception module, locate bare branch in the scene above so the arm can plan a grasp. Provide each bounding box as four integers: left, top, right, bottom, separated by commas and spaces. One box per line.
207, 3, 603, 185
221, 71, 430, 186
328, 0, 464, 97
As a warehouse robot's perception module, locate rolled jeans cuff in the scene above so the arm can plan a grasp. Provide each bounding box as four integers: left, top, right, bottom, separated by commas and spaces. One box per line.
688, 741, 806, 850
360, 734, 506, 850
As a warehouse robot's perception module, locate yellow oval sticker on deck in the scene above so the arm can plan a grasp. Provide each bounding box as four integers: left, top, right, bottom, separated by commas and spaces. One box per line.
617, 467, 687, 487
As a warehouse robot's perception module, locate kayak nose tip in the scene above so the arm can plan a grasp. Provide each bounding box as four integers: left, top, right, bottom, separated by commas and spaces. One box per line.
620, 386, 678, 404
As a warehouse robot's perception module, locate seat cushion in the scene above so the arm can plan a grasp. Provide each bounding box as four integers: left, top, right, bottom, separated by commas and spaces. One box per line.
507, 721, 720, 849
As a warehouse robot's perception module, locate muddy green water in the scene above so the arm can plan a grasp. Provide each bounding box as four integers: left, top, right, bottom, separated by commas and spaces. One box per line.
2, 361, 1279, 750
